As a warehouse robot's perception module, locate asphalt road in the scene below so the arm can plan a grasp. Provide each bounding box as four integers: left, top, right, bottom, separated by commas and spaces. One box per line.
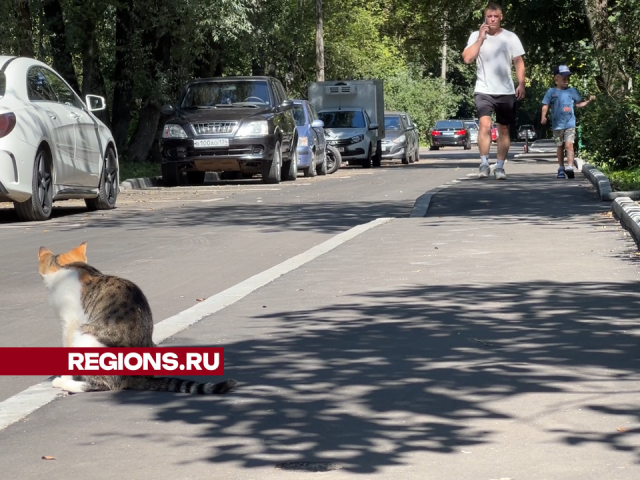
0, 147, 473, 402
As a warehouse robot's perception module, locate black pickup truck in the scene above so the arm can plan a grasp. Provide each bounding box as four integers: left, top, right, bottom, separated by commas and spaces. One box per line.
160, 76, 297, 185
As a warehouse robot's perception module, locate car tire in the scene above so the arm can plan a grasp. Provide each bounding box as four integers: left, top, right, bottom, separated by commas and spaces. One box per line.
262, 141, 282, 184
316, 150, 328, 176
304, 148, 317, 177
86, 147, 119, 211
401, 152, 410, 165
14, 147, 53, 221
464, 138, 471, 150
413, 148, 420, 162
162, 163, 180, 187
325, 145, 341, 174
282, 144, 298, 181
186, 171, 206, 184
373, 140, 382, 168
361, 145, 373, 168
430, 145, 439, 151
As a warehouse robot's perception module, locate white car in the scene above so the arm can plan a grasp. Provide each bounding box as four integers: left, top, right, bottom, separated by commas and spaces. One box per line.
0, 56, 119, 221
318, 108, 380, 168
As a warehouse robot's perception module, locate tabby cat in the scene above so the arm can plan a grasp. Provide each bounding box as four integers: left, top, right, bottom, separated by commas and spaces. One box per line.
38, 242, 237, 395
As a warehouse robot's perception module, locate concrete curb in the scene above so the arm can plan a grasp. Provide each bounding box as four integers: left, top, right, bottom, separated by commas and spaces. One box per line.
581, 163, 613, 200
612, 197, 640, 244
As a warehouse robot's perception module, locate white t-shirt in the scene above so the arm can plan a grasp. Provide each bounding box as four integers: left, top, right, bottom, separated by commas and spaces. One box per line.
466, 29, 525, 95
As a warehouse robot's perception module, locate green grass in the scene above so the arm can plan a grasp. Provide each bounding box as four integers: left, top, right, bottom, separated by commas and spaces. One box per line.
598, 164, 640, 191
119, 162, 161, 181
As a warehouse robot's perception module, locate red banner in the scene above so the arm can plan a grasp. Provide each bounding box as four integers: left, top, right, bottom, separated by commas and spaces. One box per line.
0, 348, 225, 375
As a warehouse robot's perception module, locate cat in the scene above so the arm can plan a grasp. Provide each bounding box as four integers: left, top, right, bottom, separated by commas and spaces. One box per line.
38, 242, 237, 395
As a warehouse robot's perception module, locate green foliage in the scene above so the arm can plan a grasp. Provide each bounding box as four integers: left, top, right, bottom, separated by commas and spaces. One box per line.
384, 70, 461, 136
119, 161, 161, 181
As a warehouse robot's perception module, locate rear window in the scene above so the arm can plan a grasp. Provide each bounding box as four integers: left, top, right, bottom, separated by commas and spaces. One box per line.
435, 120, 463, 129
464, 121, 478, 130
318, 110, 365, 128
0, 72, 5, 98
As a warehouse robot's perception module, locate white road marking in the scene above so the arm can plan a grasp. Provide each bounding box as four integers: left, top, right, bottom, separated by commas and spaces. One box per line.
0, 217, 393, 432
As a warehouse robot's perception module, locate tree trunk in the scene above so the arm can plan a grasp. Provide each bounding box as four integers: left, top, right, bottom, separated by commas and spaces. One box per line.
15, 0, 34, 57
316, 0, 325, 81
80, 7, 109, 126
126, 31, 172, 163
111, 0, 134, 155
42, 0, 80, 93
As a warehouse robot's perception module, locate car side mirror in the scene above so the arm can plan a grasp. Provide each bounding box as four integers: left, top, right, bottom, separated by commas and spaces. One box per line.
369, 123, 379, 131
311, 119, 324, 128
280, 100, 293, 111
407, 125, 415, 131
86, 95, 106, 112
161, 104, 175, 116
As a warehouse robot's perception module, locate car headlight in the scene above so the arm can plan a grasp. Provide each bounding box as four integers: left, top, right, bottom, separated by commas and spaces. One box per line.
236, 121, 269, 137
163, 124, 188, 139
393, 134, 406, 144
299, 136, 309, 147
350, 134, 364, 144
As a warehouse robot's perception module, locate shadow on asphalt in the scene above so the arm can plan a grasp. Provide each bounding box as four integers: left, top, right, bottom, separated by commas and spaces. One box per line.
100, 280, 640, 472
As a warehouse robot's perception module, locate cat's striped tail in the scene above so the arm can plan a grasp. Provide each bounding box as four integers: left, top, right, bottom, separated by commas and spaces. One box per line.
130, 377, 237, 394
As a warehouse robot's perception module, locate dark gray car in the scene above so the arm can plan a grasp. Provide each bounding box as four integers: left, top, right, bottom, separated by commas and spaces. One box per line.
429, 119, 471, 150
381, 112, 419, 164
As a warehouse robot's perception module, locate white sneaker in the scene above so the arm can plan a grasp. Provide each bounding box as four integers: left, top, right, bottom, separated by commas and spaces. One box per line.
478, 164, 490, 178
494, 167, 507, 180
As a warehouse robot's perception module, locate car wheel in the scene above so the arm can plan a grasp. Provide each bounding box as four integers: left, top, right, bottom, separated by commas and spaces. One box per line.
413, 148, 420, 162
316, 150, 328, 176
361, 145, 373, 168
186, 171, 206, 184
282, 144, 298, 181
325, 145, 341, 174
401, 152, 410, 165
162, 163, 180, 187
14, 147, 53, 221
430, 145, 439, 151
262, 141, 282, 184
86, 147, 119, 211
304, 148, 317, 177
464, 138, 471, 150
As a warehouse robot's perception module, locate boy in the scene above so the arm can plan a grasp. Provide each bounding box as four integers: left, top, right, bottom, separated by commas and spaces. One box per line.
541, 65, 595, 179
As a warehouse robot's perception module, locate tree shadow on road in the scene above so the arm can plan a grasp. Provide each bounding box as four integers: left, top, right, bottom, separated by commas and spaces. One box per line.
100, 280, 640, 473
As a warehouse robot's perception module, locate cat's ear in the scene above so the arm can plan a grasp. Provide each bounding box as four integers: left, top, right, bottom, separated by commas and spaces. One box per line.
65, 242, 88, 264
76, 242, 87, 259
38, 247, 52, 260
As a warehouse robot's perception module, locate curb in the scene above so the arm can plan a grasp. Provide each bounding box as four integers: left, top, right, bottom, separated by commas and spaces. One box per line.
612, 197, 640, 245
581, 163, 640, 201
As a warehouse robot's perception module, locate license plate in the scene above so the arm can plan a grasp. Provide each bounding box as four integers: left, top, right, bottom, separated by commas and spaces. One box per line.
338, 147, 344, 152
443, 132, 454, 136
194, 138, 229, 148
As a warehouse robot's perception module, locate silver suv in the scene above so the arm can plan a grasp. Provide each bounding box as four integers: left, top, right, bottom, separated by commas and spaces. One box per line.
318, 108, 380, 168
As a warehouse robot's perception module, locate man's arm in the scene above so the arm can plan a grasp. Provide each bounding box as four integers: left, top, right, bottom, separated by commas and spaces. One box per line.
576, 95, 596, 108
540, 104, 549, 125
462, 27, 488, 64
513, 56, 525, 100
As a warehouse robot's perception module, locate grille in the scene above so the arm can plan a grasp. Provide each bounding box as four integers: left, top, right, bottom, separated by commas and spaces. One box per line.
192, 121, 238, 135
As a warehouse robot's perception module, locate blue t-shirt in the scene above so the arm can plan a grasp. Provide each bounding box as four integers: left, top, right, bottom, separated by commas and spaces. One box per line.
542, 87, 582, 130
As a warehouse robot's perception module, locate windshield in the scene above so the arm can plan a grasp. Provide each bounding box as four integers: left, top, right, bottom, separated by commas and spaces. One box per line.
384, 116, 402, 130
464, 122, 478, 130
292, 105, 306, 126
181, 80, 271, 108
435, 120, 463, 129
0, 73, 5, 98
319, 110, 365, 128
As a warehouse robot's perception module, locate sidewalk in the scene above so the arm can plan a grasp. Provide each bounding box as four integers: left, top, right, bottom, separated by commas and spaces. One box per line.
2, 162, 640, 479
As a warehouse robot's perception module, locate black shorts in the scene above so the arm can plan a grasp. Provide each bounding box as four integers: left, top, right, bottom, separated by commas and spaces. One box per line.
474, 93, 517, 126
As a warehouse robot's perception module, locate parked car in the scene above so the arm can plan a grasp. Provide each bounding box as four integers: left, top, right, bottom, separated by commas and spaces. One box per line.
291, 100, 328, 177
318, 108, 379, 168
381, 111, 420, 164
0, 56, 119, 221
160, 76, 297, 185
430, 119, 471, 150
517, 124, 537, 141
463, 120, 479, 144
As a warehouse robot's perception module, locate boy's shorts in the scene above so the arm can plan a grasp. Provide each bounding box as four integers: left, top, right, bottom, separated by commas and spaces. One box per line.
553, 128, 576, 146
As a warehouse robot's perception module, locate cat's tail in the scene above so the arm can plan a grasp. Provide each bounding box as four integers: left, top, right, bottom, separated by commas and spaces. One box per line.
128, 377, 237, 394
